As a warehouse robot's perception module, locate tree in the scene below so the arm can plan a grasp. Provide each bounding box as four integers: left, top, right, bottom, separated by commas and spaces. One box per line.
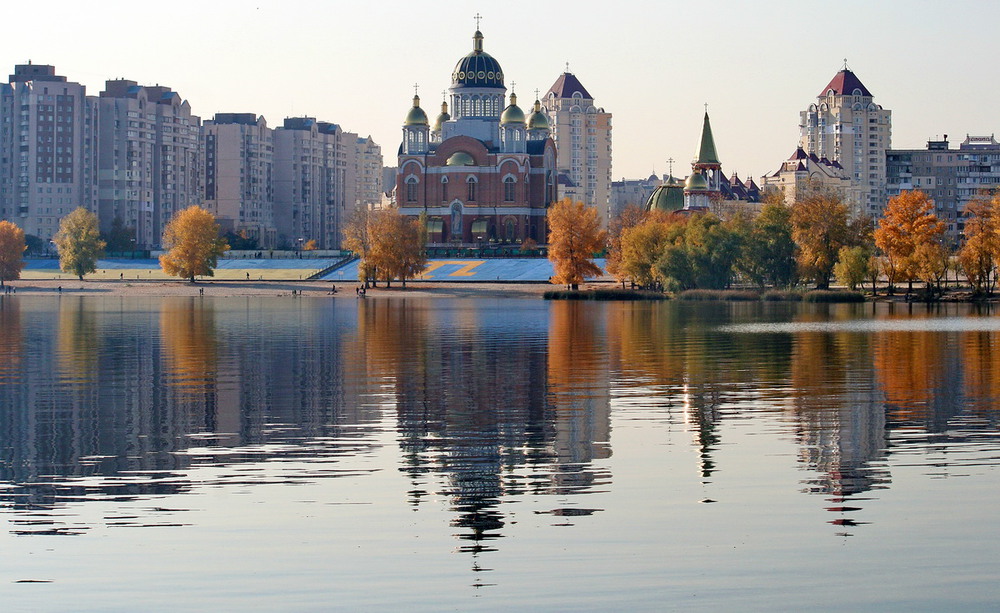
547, 198, 607, 289
53, 207, 106, 281
343, 207, 375, 287
303, 239, 318, 251
619, 216, 683, 287
0, 220, 26, 286
605, 204, 647, 287
159, 205, 229, 282
102, 216, 136, 253
368, 208, 427, 288
737, 201, 797, 288
791, 190, 850, 289
833, 245, 872, 291
958, 197, 1000, 295
874, 190, 945, 293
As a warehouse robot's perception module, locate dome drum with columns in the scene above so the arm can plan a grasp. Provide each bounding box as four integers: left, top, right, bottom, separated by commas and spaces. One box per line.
397, 27, 557, 246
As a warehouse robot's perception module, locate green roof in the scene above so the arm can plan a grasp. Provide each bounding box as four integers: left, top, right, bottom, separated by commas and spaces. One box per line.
697, 112, 720, 165
645, 183, 684, 212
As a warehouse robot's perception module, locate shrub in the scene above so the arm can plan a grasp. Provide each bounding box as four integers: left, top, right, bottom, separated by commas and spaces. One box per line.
543, 288, 667, 301
762, 290, 803, 302
802, 289, 866, 303
677, 289, 760, 301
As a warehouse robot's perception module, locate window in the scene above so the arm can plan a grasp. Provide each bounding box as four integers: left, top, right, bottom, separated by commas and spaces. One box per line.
467, 177, 477, 201
441, 176, 449, 201
504, 176, 516, 201
406, 177, 418, 202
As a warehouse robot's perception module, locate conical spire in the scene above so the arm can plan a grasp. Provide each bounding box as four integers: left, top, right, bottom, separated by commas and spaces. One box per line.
698, 112, 720, 165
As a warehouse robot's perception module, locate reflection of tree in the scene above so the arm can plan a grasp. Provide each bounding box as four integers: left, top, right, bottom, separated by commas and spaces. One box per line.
0, 297, 21, 380
160, 297, 218, 400
57, 296, 100, 384
962, 330, 1000, 419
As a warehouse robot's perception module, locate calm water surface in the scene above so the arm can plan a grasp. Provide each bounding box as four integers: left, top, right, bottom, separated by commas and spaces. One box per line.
0, 295, 998, 611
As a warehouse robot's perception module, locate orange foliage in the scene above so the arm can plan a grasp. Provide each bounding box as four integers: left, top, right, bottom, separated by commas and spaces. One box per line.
159, 206, 229, 282
874, 190, 945, 290
547, 198, 607, 286
0, 220, 26, 284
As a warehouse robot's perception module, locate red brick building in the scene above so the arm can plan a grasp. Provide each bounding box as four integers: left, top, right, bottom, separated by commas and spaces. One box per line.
397, 29, 557, 246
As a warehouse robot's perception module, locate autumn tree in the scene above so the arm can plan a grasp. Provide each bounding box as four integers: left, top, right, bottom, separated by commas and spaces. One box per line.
0, 220, 27, 286
605, 204, 647, 288
303, 239, 318, 251
159, 205, 229, 282
342, 206, 375, 286
957, 197, 1000, 295
619, 216, 683, 288
874, 190, 946, 293
791, 190, 850, 289
53, 207, 106, 281
368, 208, 427, 288
547, 197, 607, 289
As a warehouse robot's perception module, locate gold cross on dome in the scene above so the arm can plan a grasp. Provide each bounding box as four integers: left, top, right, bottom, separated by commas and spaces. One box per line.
535, 88, 540, 100
413, 83, 419, 97
475, 13, 482, 29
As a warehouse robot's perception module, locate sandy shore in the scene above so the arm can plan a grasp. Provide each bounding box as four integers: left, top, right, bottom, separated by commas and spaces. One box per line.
0, 279, 605, 299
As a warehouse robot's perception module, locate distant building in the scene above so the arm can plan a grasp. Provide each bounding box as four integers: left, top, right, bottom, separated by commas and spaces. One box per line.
761, 146, 855, 207
203, 113, 275, 247
611, 174, 660, 217
544, 71, 612, 227
0, 63, 98, 243
97, 79, 203, 250
799, 65, 891, 216
273, 117, 357, 250
396, 29, 557, 245
886, 135, 1000, 243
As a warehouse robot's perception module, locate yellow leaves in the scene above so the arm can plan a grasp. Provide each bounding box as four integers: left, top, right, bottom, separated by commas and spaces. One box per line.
303, 239, 318, 251
0, 220, 26, 283
344, 207, 427, 286
159, 205, 229, 281
547, 198, 607, 286
53, 207, 105, 280
958, 196, 1000, 294
618, 215, 682, 287
791, 191, 849, 288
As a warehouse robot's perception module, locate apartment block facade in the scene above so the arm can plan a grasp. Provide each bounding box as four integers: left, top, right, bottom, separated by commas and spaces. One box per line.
544, 72, 612, 227
886, 135, 1000, 243
799, 67, 891, 217
0, 63, 98, 242
97, 80, 202, 249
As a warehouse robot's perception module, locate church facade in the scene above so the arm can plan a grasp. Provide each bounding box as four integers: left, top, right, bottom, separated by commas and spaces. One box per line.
396, 30, 558, 246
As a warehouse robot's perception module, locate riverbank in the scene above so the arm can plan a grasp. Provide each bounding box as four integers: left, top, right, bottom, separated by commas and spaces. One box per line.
1, 279, 581, 299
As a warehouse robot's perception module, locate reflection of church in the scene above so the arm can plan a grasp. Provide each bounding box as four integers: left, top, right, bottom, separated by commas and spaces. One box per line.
396, 28, 558, 246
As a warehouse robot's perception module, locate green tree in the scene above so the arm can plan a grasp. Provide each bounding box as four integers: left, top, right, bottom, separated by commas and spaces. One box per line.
619, 216, 684, 288
53, 207, 106, 281
791, 190, 849, 289
159, 206, 229, 282
547, 198, 607, 289
102, 216, 136, 253
738, 201, 797, 288
833, 245, 872, 291
0, 220, 27, 286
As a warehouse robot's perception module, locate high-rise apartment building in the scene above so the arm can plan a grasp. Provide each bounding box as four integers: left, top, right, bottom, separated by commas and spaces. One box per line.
203, 113, 275, 248
273, 117, 354, 249
886, 135, 1000, 243
354, 136, 382, 209
799, 66, 891, 216
0, 63, 98, 242
97, 79, 202, 249
544, 71, 612, 226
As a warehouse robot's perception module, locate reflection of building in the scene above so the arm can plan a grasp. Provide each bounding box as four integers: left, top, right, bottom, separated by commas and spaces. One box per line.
543, 71, 612, 228
396, 29, 557, 245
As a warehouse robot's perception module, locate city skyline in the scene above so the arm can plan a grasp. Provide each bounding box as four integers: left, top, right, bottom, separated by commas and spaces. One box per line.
3, 1, 998, 183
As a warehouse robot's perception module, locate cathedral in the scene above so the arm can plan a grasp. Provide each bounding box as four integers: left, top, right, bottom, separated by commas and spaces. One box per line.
396, 29, 558, 246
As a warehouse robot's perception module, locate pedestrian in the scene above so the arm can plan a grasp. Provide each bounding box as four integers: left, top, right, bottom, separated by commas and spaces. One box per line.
246, 272, 250, 280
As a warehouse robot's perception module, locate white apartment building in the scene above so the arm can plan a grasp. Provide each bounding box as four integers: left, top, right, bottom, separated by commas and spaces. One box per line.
97, 80, 202, 250
799, 66, 891, 216
353, 135, 382, 210
543, 71, 612, 227
0, 63, 98, 242
203, 113, 275, 248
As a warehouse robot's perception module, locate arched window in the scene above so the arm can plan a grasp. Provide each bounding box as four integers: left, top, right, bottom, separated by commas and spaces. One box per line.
504, 176, 516, 202
406, 177, 418, 202
441, 176, 449, 202
467, 176, 477, 201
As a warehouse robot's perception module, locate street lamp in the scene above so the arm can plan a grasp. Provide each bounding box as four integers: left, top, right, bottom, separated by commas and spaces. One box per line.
297, 237, 303, 259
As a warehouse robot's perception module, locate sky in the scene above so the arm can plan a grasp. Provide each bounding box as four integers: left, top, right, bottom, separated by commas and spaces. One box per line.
4, 0, 1000, 182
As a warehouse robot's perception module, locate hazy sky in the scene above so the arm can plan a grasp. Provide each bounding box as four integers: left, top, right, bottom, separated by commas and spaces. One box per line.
4, 1, 999, 182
